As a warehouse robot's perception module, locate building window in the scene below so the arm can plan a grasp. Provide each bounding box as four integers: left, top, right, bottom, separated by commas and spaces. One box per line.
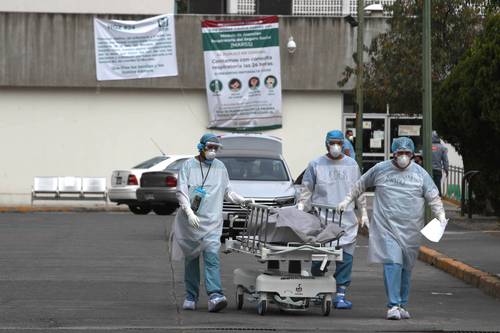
238, 0, 256, 14
293, 0, 344, 16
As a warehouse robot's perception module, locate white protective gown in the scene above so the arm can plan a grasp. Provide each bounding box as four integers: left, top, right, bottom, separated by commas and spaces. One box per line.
348, 160, 440, 269
170, 157, 232, 261
301, 155, 364, 255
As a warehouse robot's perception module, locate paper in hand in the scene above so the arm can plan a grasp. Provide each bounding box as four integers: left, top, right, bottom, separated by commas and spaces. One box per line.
421, 218, 448, 242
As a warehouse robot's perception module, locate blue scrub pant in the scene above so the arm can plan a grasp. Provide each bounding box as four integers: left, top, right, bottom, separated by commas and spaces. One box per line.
383, 263, 411, 308
311, 251, 353, 287
433, 170, 443, 196
184, 250, 223, 301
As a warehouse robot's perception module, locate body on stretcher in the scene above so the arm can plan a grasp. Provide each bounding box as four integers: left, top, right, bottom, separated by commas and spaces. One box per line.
224, 203, 344, 316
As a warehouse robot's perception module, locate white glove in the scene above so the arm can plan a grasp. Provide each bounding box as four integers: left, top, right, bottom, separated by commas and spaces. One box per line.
296, 202, 305, 211
336, 197, 352, 214
241, 198, 255, 208
185, 207, 200, 229
437, 212, 448, 228
360, 208, 370, 228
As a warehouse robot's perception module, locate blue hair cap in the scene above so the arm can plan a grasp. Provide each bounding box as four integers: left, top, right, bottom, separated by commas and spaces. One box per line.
325, 130, 344, 142
391, 137, 415, 153
197, 133, 220, 151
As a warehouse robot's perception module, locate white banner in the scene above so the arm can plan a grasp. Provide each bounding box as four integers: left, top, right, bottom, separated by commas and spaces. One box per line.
202, 16, 282, 130
93, 14, 178, 81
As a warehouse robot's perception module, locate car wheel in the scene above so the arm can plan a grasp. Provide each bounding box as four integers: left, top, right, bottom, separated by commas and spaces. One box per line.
152, 205, 177, 216
128, 204, 151, 215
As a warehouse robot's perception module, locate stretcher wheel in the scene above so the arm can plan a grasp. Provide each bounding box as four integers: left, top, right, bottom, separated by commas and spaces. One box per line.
236, 286, 244, 310
322, 294, 332, 316
257, 300, 267, 315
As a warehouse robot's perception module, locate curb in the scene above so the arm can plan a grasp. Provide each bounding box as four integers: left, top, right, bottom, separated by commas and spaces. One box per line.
418, 246, 500, 299
358, 227, 500, 299
442, 197, 461, 207
0, 206, 127, 213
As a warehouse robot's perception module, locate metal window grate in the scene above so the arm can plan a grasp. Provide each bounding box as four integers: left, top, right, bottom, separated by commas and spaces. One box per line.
292, 0, 395, 17
293, 0, 344, 16
237, 0, 256, 14
235, 0, 396, 16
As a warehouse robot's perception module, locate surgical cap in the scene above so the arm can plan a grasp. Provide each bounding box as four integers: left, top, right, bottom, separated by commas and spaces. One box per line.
197, 133, 221, 151
325, 130, 344, 143
391, 137, 415, 153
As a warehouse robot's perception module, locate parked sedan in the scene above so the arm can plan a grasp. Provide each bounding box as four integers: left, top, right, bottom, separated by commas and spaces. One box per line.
135, 157, 190, 215
109, 155, 191, 214
133, 134, 296, 233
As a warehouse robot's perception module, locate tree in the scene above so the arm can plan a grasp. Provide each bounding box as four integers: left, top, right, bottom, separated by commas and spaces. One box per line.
434, 13, 500, 215
339, 0, 489, 114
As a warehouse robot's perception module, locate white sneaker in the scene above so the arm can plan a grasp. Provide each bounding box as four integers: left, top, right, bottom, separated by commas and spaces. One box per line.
183, 299, 196, 310
398, 306, 411, 319
387, 306, 401, 320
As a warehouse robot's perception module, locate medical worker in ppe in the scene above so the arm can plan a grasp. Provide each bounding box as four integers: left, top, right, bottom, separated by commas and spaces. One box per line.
170, 133, 253, 313
297, 130, 369, 309
337, 137, 447, 320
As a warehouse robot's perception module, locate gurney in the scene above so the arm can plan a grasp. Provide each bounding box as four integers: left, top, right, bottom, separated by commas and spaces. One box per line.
225, 203, 344, 316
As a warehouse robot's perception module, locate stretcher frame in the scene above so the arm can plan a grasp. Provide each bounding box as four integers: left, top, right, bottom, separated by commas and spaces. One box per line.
225, 203, 345, 316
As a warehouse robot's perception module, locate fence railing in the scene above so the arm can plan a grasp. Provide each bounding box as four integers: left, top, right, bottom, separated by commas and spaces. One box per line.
441, 165, 464, 202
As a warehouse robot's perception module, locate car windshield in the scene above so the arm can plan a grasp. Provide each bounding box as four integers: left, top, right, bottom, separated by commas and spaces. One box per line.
218, 157, 289, 181
132, 156, 169, 169
164, 158, 188, 172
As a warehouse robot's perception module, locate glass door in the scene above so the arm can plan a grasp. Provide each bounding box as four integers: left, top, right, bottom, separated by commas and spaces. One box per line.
344, 113, 388, 173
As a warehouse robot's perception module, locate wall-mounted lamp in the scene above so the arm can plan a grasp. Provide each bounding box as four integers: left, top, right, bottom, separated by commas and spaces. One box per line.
344, 14, 358, 27
287, 36, 297, 54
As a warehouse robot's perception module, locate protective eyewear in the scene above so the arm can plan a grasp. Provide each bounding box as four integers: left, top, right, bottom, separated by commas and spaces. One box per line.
205, 143, 222, 151
327, 140, 343, 146
394, 151, 413, 157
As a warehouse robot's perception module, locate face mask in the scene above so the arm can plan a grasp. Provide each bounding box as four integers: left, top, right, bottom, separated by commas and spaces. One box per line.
396, 155, 411, 169
347, 135, 353, 141
329, 144, 342, 158
205, 149, 217, 160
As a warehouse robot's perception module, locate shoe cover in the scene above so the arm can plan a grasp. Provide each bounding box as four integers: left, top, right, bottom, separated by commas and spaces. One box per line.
387, 306, 401, 320
333, 294, 352, 309
183, 299, 196, 310
208, 293, 227, 312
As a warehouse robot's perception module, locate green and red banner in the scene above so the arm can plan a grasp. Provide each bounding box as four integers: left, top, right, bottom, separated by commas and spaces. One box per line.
202, 16, 282, 131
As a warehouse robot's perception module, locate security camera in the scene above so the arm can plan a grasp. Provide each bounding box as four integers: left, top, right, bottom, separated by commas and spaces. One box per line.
287, 37, 296, 54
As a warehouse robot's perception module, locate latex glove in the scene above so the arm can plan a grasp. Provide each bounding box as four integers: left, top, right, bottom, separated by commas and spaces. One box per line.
336, 197, 352, 214
437, 212, 448, 228
185, 207, 200, 229
296, 202, 305, 211
360, 208, 370, 228
241, 198, 255, 208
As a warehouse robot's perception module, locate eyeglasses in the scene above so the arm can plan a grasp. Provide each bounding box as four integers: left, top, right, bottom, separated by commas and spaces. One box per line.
327, 140, 343, 146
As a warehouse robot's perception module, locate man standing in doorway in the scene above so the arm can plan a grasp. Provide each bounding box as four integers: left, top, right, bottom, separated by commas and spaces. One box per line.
432, 131, 449, 196
343, 129, 356, 159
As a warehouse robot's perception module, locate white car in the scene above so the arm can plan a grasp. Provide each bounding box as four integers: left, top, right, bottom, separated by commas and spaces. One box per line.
109, 155, 192, 214
218, 134, 297, 237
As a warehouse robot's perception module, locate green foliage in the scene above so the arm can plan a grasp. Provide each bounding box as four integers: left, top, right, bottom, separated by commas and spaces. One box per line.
339, 0, 488, 114
435, 13, 500, 215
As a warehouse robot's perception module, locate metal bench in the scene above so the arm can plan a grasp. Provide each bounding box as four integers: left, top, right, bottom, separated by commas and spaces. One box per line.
31, 176, 108, 205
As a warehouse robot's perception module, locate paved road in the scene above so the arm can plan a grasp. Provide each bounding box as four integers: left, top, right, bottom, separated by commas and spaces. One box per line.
0, 212, 499, 332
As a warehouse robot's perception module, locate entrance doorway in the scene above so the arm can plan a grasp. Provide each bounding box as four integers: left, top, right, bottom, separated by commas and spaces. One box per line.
343, 113, 423, 172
